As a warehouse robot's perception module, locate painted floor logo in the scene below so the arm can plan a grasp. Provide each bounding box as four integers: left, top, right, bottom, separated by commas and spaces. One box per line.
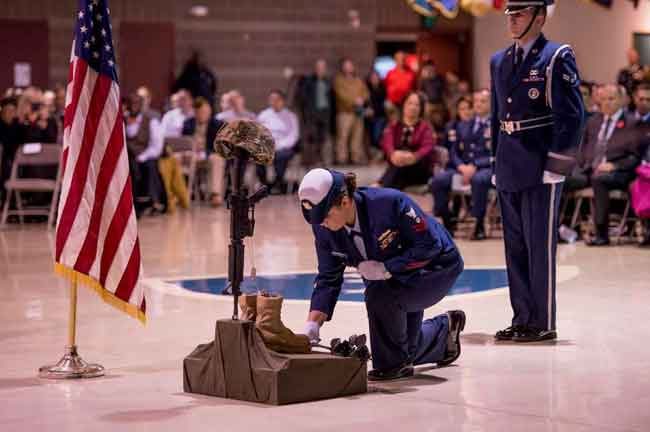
173, 269, 509, 302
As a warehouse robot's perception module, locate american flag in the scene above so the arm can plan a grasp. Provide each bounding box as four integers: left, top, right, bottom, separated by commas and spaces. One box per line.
55, 0, 145, 323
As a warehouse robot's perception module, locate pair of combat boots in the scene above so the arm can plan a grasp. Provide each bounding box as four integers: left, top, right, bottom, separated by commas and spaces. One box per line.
238, 293, 311, 354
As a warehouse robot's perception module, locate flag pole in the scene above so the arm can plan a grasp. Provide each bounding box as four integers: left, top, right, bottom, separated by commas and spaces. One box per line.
69, 278, 77, 346
38, 279, 105, 379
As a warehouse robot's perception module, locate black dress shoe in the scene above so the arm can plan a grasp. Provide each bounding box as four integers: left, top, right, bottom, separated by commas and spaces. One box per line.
495, 325, 523, 341
587, 236, 610, 246
512, 327, 557, 342
439, 310, 466, 366
367, 364, 414, 381
471, 223, 487, 241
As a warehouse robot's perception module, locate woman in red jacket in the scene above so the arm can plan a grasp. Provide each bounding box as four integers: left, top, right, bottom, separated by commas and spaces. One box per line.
378, 91, 434, 190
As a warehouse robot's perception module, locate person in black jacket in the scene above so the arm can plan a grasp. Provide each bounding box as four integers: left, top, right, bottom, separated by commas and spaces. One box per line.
365, 70, 387, 152
174, 52, 218, 110
182, 98, 226, 207
295, 59, 335, 167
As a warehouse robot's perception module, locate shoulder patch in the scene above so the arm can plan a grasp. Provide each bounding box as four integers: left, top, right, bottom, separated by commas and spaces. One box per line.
406, 207, 419, 221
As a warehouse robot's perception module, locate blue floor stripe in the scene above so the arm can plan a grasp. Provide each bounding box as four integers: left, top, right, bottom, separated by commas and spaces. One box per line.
173, 269, 508, 302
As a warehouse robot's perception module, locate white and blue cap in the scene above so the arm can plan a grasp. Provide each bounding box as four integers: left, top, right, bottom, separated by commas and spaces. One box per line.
505, 0, 553, 14
298, 168, 347, 225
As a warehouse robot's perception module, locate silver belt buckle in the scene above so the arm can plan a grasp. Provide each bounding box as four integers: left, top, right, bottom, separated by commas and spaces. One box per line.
503, 121, 515, 135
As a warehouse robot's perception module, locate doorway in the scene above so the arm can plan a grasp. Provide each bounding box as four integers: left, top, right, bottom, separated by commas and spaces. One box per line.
119, 22, 175, 110
0, 19, 49, 90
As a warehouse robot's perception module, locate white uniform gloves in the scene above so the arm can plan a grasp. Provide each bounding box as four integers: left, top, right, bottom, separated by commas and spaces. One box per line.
492, 171, 564, 187
358, 260, 391, 281
542, 170, 565, 184
303, 321, 321, 343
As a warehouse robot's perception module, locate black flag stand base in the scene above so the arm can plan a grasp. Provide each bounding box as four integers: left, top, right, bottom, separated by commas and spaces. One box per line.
38, 280, 105, 379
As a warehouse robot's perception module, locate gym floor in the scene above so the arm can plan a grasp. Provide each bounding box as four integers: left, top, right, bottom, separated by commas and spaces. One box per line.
1, 193, 649, 432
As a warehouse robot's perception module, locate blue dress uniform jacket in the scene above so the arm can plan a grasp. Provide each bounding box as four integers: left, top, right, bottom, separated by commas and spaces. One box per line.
309, 187, 463, 371
448, 117, 492, 170
490, 34, 585, 192
490, 34, 585, 333
310, 187, 457, 319
432, 117, 493, 221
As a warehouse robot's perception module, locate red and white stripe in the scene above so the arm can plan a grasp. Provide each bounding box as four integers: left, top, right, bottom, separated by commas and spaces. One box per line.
56, 39, 145, 318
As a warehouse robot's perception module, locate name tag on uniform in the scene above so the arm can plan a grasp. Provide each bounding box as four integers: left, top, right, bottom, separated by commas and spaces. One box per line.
448, 130, 457, 141
523, 69, 544, 83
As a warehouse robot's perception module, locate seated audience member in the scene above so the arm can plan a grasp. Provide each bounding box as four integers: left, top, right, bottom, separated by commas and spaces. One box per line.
161, 89, 194, 138
53, 85, 66, 126
0, 97, 24, 203
431, 93, 492, 239
216, 90, 256, 122
633, 83, 650, 125
579, 81, 597, 119
183, 97, 227, 207
157, 149, 190, 213
137, 86, 161, 120
439, 97, 475, 151
256, 89, 300, 194
633, 158, 650, 247
632, 83, 650, 246
564, 84, 625, 195
216, 92, 232, 118
583, 84, 649, 246
125, 94, 165, 214
378, 91, 434, 191
22, 101, 58, 144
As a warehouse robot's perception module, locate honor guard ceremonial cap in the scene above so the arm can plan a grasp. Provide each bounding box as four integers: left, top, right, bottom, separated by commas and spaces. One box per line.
298, 169, 347, 225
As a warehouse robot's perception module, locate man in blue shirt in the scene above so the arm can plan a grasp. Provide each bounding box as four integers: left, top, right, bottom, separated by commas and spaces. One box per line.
490, 0, 585, 342
298, 168, 466, 381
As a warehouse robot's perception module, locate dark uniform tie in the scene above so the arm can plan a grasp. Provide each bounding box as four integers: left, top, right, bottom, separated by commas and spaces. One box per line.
515, 47, 525, 73
593, 116, 612, 170
350, 230, 367, 260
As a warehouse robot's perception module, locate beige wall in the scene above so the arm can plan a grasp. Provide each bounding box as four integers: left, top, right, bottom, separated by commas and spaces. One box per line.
473, 0, 650, 88
1, 0, 382, 110
0, 0, 449, 110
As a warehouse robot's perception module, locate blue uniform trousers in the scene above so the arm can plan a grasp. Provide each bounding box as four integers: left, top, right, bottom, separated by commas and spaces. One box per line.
364, 253, 463, 370
498, 183, 563, 331
431, 168, 492, 220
